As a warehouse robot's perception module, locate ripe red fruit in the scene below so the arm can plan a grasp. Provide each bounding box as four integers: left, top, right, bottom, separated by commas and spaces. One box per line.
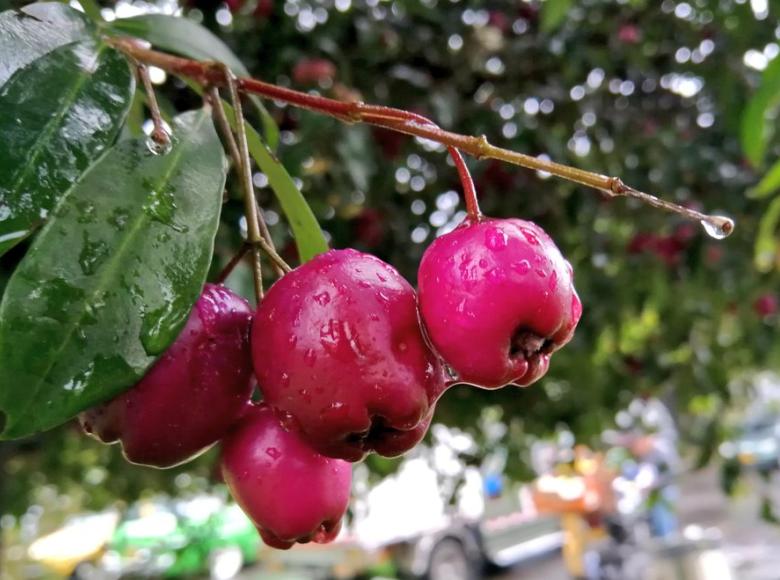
79, 284, 254, 468
221, 404, 351, 549
252, 249, 447, 462
754, 293, 778, 318
418, 218, 581, 388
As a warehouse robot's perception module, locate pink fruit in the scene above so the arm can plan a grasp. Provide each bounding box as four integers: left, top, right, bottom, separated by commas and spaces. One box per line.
418, 217, 581, 388
252, 249, 447, 462
221, 404, 352, 549
79, 284, 254, 468
754, 293, 778, 318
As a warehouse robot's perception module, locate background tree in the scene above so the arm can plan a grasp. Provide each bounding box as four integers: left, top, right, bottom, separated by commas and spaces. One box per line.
0, 0, 778, 521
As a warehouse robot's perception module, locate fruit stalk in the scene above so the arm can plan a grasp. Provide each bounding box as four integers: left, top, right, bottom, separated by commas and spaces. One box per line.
108, 38, 733, 235
132, 59, 170, 151
208, 87, 291, 277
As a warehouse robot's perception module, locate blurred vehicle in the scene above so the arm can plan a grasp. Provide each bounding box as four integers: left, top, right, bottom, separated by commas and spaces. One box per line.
101, 495, 260, 579
27, 510, 120, 579
719, 412, 780, 472
264, 425, 563, 580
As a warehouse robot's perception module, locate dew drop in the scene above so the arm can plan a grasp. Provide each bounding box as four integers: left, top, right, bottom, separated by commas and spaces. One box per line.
146, 133, 173, 156
700, 216, 734, 240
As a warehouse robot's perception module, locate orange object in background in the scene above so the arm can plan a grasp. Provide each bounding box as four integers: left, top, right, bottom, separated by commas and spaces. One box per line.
530, 446, 616, 578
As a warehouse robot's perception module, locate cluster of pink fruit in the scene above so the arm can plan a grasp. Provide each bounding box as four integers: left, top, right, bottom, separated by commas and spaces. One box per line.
80, 215, 581, 549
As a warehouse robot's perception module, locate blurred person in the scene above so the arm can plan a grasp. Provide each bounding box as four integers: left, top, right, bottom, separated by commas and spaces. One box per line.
614, 390, 680, 539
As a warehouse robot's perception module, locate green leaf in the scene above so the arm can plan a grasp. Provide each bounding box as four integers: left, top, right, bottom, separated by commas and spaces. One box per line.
0, 40, 135, 256
0, 2, 93, 87
0, 109, 226, 440
108, 13, 279, 150
754, 194, 780, 272
541, 0, 572, 33
221, 100, 329, 262
75, 0, 103, 23
741, 56, 780, 167
749, 158, 780, 199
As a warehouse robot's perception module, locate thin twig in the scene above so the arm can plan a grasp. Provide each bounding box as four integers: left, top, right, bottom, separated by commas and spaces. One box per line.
134, 60, 170, 151
222, 69, 265, 302
216, 243, 251, 284
208, 87, 292, 277
108, 39, 734, 237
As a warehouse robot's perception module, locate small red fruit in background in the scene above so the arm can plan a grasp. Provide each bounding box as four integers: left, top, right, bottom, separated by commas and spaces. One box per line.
221, 404, 352, 549
418, 218, 581, 389
80, 284, 254, 468
352, 208, 386, 249
252, 249, 447, 462
292, 58, 337, 86
754, 293, 778, 319
617, 24, 640, 44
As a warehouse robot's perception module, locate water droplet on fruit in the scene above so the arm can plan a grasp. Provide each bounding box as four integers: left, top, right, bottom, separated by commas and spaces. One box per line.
549, 271, 558, 290
700, 216, 734, 240
314, 291, 331, 305
479, 258, 488, 268
535, 268, 547, 278
513, 259, 531, 274
486, 228, 509, 250
522, 230, 540, 245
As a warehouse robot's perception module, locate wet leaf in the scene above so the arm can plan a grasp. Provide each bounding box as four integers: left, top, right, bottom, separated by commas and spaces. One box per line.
108, 13, 279, 150
0, 2, 93, 87
0, 109, 226, 439
0, 40, 134, 256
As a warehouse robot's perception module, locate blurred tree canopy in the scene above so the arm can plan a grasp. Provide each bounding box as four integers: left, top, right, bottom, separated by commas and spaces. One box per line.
1, 0, 779, 515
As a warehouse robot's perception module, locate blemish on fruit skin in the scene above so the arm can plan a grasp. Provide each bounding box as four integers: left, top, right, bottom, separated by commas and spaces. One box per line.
265, 447, 281, 460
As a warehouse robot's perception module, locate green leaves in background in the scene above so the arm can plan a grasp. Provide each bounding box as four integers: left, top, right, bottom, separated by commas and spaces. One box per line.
0, 40, 134, 256
0, 109, 226, 440
540, 0, 573, 33
108, 13, 279, 150
741, 55, 780, 168
0, 2, 92, 87
749, 159, 780, 200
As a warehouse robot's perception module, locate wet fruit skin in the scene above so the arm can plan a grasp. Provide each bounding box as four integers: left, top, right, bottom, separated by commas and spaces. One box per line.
418, 217, 581, 389
220, 404, 352, 549
252, 248, 447, 462
79, 284, 254, 468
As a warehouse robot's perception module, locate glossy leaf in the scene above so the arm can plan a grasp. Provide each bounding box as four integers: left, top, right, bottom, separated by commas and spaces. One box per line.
0, 40, 134, 256
741, 55, 780, 168
0, 2, 93, 87
749, 158, 780, 200
0, 109, 227, 440
108, 13, 279, 150
221, 100, 329, 262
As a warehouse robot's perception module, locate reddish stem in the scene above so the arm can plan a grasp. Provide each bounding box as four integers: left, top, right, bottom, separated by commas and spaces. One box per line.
216, 244, 250, 284
106, 38, 734, 236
